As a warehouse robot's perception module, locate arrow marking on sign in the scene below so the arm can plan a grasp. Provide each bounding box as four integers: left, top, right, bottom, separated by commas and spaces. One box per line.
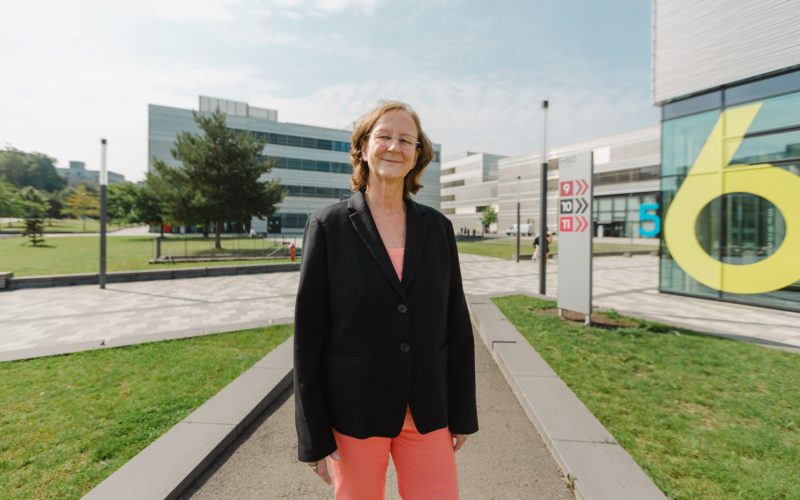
576, 197, 587, 214
576, 179, 588, 196
576, 215, 588, 232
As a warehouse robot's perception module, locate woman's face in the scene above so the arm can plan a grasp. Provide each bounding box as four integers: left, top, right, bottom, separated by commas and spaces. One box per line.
362, 109, 419, 187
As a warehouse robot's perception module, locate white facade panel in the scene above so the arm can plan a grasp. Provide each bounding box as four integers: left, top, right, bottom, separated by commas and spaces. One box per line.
653, 0, 800, 103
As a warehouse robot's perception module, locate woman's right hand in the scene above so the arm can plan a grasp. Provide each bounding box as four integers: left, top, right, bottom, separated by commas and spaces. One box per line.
309, 451, 340, 485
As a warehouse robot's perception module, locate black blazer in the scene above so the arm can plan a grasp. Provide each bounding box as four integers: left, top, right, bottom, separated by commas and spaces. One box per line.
293, 191, 478, 462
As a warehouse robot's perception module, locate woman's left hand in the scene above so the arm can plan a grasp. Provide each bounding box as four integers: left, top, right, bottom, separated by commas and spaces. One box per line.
451, 433, 467, 452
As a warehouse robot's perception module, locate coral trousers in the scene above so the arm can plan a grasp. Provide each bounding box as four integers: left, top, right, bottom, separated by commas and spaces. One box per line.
329, 407, 459, 500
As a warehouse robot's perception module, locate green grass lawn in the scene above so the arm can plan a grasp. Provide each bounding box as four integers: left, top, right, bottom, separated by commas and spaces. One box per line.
0, 236, 293, 277
0, 218, 136, 234
457, 237, 656, 260
0, 324, 293, 499
493, 295, 800, 500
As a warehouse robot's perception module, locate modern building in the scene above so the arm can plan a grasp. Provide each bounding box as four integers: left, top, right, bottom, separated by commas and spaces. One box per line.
653, 0, 800, 311
56, 161, 126, 187
440, 152, 504, 234
490, 125, 661, 239
148, 96, 442, 234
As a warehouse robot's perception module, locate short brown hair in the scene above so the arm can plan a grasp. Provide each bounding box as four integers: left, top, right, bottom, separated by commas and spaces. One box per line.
350, 101, 434, 199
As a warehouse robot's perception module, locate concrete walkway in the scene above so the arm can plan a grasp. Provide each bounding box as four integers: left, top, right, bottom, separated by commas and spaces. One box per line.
180, 334, 573, 500
1, 254, 797, 362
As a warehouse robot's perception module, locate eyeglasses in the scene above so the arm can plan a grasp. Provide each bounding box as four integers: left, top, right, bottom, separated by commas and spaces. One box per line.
371, 132, 420, 152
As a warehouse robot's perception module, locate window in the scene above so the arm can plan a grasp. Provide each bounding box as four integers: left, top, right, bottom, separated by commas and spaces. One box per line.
264, 156, 352, 174
725, 68, 800, 106
662, 91, 722, 120
442, 179, 465, 188
284, 185, 352, 199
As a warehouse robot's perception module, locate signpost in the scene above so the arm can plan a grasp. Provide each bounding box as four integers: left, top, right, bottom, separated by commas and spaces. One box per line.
557, 151, 593, 324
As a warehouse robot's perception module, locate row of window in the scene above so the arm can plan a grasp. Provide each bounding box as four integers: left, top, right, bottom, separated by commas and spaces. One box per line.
264, 156, 353, 174
273, 213, 311, 229
595, 166, 660, 186
284, 185, 352, 199
243, 129, 351, 152
663, 67, 800, 120
241, 128, 441, 163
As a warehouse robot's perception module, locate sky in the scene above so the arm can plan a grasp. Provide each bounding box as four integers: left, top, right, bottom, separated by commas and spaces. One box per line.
0, 0, 658, 182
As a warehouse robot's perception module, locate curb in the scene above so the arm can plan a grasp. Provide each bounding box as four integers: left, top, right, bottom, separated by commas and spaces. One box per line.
466, 293, 666, 500
4, 263, 300, 290
0, 317, 295, 363
83, 336, 294, 500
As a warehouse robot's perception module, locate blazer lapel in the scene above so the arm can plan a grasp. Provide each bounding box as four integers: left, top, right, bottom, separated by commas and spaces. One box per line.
402, 199, 428, 292
348, 192, 406, 299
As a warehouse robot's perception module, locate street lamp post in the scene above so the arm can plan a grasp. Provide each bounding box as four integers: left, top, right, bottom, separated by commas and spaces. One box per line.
516, 175, 521, 263
99, 139, 107, 289
539, 100, 549, 295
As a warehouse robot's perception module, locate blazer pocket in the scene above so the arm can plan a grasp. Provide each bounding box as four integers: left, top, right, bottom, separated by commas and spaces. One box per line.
325, 351, 368, 362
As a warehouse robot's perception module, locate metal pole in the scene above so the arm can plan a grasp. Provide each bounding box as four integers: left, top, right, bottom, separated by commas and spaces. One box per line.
516, 176, 521, 263
99, 138, 108, 289
539, 100, 549, 295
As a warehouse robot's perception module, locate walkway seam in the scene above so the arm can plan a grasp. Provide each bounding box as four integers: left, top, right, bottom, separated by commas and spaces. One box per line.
466, 293, 667, 500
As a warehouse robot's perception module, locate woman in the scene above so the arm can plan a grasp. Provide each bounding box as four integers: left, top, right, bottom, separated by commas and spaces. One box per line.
294, 101, 478, 499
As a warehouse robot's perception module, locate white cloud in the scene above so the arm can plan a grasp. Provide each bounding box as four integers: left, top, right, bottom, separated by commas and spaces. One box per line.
254, 73, 658, 159
149, 0, 243, 22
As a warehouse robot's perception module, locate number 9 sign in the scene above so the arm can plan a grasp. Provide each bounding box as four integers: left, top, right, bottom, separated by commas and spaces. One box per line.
663, 103, 800, 295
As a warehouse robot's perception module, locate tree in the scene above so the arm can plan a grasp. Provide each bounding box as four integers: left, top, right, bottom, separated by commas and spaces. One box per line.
137, 175, 169, 236
153, 109, 284, 249
148, 164, 212, 235
0, 179, 25, 219
45, 189, 68, 222
63, 185, 99, 232
19, 187, 48, 246
0, 147, 66, 193
481, 206, 498, 234
108, 182, 140, 228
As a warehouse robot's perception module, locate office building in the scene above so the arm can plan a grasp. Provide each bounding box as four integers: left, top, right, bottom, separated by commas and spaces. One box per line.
148, 96, 442, 234
440, 152, 504, 234
56, 161, 126, 187
654, 0, 800, 311
489, 126, 660, 239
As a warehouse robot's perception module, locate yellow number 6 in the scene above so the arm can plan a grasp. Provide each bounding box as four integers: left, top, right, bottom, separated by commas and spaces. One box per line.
663, 103, 800, 294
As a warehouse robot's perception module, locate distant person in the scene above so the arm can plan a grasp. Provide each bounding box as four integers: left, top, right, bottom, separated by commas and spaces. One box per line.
533, 230, 553, 262
294, 100, 478, 499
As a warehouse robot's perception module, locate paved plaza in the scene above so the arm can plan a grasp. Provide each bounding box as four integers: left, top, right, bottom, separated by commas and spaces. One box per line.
0, 254, 800, 361
3, 252, 797, 499
0, 253, 798, 362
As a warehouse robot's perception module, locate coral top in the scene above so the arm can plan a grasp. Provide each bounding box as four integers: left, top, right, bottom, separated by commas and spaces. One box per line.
386, 247, 404, 281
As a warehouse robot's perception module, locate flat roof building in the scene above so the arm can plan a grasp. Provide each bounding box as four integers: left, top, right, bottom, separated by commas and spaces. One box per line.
489, 125, 661, 239
654, 0, 800, 311
56, 161, 126, 187
148, 96, 442, 234
440, 152, 504, 234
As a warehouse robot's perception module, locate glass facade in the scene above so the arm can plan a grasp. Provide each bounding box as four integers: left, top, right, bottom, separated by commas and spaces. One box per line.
660, 68, 800, 311
593, 192, 659, 238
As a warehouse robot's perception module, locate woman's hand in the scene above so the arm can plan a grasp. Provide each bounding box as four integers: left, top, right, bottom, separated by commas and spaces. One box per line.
308, 451, 340, 485
451, 433, 467, 452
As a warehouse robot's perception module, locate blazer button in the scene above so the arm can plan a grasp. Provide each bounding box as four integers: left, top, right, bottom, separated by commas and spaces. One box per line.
397, 304, 408, 314
400, 342, 411, 353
